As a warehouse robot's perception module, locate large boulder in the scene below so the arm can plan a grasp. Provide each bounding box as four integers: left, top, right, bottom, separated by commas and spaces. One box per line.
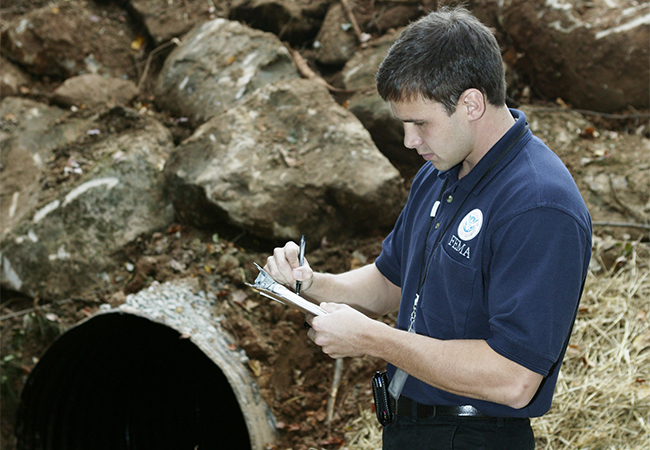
312, 2, 358, 67
0, 56, 32, 98
0, 97, 94, 235
502, 0, 649, 112
368, 1, 434, 32
51, 74, 139, 109
342, 30, 424, 182
129, 0, 230, 46
154, 18, 300, 127
229, 0, 329, 46
0, 0, 139, 79
164, 78, 407, 242
0, 106, 175, 299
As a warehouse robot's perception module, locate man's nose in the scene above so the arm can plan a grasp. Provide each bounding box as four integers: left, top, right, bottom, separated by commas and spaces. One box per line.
403, 125, 422, 150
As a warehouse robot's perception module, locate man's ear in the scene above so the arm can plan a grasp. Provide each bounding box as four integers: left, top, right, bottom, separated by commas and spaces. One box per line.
460, 89, 486, 122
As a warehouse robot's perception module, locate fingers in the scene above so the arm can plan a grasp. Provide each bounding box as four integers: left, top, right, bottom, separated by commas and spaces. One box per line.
305, 310, 334, 346
305, 313, 321, 343
264, 241, 313, 289
285, 241, 302, 268
307, 326, 316, 342
304, 304, 370, 359
305, 321, 341, 359
264, 241, 299, 285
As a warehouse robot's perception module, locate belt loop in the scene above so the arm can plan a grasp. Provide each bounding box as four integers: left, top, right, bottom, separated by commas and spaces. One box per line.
497, 417, 505, 428
411, 398, 418, 419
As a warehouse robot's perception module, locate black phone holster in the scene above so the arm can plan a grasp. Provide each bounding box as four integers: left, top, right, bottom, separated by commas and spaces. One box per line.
372, 371, 394, 426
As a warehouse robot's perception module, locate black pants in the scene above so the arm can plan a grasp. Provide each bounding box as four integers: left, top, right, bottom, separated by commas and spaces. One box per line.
382, 414, 535, 450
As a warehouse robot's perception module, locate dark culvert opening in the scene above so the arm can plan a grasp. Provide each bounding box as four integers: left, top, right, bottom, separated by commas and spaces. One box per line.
15, 313, 252, 449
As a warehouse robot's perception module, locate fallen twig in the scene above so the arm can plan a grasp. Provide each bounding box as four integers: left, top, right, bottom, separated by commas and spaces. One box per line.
285, 45, 355, 94
340, 0, 365, 43
138, 38, 182, 92
593, 221, 650, 231
0, 299, 71, 321
0, 297, 101, 322
326, 358, 345, 429
608, 173, 648, 225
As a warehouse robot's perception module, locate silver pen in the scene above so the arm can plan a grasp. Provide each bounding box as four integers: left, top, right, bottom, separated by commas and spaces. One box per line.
296, 235, 305, 295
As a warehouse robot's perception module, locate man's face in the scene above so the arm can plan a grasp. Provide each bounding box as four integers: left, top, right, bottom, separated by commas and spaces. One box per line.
390, 98, 474, 173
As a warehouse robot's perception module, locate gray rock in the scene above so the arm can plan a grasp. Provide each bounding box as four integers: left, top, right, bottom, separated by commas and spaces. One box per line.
0, 56, 32, 98
164, 78, 407, 241
130, 0, 230, 46
0, 97, 94, 235
313, 2, 357, 67
371, 2, 433, 32
342, 30, 424, 181
0, 0, 138, 79
1, 106, 175, 299
154, 18, 300, 127
51, 74, 139, 109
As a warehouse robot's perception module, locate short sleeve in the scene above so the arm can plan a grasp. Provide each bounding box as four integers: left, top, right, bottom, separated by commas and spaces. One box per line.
375, 216, 405, 288
485, 207, 591, 376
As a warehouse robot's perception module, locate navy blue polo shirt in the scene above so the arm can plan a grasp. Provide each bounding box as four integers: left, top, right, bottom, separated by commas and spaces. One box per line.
375, 109, 592, 417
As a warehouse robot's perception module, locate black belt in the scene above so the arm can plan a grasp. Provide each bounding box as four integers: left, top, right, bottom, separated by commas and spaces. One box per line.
391, 396, 489, 419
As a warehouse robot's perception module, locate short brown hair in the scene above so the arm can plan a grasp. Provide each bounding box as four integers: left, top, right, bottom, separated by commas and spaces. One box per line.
376, 6, 507, 115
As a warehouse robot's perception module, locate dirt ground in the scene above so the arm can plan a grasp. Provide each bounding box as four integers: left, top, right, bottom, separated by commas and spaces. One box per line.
1, 1, 649, 449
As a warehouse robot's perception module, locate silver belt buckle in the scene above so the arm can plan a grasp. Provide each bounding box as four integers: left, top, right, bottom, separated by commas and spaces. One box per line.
457, 405, 481, 417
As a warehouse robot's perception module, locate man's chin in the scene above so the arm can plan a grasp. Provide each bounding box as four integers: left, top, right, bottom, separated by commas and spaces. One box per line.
428, 160, 445, 170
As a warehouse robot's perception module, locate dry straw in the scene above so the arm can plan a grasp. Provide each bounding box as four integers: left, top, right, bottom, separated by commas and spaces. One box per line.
533, 239, 649, 449
342, 239, 650, 450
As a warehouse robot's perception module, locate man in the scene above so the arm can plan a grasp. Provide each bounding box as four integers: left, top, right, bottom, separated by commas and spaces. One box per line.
264, 6, 592, 449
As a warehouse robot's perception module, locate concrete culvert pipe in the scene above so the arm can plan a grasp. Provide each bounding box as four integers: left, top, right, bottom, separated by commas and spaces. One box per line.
15, 279, 277, 450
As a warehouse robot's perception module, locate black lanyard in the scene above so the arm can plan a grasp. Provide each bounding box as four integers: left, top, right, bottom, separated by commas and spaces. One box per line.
416, 179, 449, 295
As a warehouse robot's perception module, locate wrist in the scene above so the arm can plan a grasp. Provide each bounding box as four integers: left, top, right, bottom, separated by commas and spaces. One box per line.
301, 271, 325, 301
362, 319, 392, 360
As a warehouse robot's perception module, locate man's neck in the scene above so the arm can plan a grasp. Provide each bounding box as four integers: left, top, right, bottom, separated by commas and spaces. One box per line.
475, 105, 517, 156
459, 106, 516, 179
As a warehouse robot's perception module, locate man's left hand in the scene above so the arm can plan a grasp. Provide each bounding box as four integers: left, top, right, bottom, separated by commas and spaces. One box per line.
305, 303, 374, 359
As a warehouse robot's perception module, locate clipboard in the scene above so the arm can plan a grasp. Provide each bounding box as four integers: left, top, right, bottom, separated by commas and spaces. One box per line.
246, 263, 327, 316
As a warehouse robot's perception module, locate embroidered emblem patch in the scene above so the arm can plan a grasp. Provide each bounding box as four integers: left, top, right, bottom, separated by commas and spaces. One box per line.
458, 209, 483, 241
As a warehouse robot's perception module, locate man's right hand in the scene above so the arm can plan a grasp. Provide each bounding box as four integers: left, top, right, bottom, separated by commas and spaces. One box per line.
264, 241, 314, 293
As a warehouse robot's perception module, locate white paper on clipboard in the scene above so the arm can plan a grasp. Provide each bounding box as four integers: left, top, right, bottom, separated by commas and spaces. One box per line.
246, 263, 327, 316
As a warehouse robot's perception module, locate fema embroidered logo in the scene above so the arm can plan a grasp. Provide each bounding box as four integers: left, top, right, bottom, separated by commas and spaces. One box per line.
458, 209, 483, 241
